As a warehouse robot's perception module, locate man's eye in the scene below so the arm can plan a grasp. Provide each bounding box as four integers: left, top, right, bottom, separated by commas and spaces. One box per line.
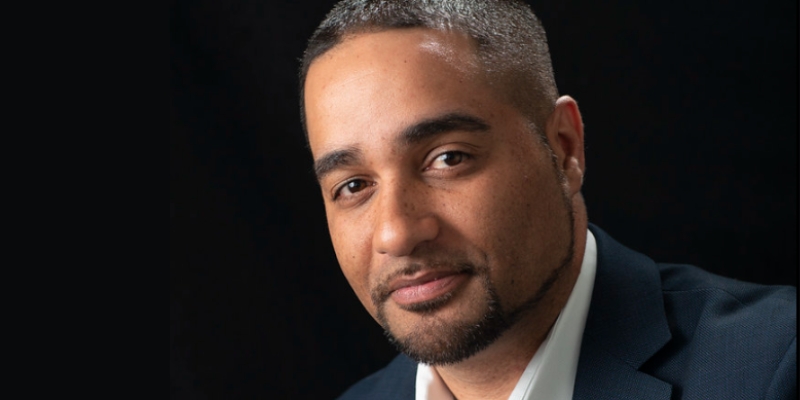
334, 179, 372, 200
430, 151, 466, 169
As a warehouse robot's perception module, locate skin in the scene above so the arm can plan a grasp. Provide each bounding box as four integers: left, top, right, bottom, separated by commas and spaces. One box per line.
304, 28, 588, 400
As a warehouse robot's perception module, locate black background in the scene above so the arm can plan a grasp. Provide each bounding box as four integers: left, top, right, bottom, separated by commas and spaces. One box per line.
170, 0, 797, 398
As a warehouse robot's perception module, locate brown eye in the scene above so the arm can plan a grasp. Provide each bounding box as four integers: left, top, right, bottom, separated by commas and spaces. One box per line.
430, 151, 465, 169
334, 179, 373, 200
345, 180, 369, 193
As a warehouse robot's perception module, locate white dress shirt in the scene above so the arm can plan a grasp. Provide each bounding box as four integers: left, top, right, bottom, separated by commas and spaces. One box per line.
415, 230, 598, 400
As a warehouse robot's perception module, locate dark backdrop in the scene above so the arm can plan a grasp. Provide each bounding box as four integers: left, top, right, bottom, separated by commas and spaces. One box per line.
170, 0, 798, 398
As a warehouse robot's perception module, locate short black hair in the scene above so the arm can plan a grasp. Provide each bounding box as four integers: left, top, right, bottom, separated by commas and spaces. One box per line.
299, 0, 559, 141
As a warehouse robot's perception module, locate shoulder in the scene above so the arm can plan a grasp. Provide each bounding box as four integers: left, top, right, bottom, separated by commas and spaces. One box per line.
587, 224, 796, 397
657, 262, 795, 334
658, 262, 796, 300
337, 354, 417, 400
649, 263, 797, 398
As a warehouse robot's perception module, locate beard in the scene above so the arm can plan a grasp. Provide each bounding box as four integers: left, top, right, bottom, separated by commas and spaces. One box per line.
374, 203, 576, 366
380, 273, 509, 365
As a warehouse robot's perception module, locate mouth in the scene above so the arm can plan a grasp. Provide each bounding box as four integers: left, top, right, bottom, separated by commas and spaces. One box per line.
388, 270, 470, 308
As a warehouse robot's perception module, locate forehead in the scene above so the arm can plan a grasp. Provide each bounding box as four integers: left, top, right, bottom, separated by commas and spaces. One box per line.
303, 28, 499, 157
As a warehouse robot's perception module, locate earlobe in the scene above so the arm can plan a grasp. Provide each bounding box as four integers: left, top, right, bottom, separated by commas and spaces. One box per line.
563, 156, 584, 195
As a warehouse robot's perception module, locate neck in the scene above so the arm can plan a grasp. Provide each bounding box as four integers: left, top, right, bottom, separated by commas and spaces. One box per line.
433, 319, 549, 400
435, 204, 588, 400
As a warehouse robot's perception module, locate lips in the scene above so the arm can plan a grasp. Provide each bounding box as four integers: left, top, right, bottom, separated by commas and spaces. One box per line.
388, 270, 469, 307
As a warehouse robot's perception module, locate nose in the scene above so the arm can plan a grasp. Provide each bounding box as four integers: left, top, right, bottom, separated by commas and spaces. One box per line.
372, 182, 440, 257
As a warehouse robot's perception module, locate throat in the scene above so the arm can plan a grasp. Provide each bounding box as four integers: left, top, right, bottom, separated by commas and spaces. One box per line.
432, 317, 549, 400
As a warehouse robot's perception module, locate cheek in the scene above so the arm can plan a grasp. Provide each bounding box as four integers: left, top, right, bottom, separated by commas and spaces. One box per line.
480, 178, 541, 259
451, 153, 569, 287
328, 213, 376, 310
451, 160, 548, 240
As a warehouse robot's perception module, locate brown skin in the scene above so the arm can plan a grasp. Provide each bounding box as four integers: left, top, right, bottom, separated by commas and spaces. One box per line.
305, 28, 588, 400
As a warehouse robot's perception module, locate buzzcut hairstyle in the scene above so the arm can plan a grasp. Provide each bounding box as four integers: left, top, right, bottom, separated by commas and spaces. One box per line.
299, 0, 560, 142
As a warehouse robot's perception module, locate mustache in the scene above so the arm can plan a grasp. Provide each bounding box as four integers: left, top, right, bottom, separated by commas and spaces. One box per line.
370, 259, 479, 306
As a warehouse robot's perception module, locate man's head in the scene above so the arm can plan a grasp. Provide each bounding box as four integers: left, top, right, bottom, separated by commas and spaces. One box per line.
302, 0, 587, 366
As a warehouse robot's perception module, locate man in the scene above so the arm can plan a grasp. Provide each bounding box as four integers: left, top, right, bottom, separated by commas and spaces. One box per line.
299, 1, 797, 399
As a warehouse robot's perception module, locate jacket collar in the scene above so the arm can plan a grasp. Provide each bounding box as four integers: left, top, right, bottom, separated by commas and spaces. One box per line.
572, 224, 673, 400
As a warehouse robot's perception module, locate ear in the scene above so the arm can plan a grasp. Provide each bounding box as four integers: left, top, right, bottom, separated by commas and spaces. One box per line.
545, 95, 585, 196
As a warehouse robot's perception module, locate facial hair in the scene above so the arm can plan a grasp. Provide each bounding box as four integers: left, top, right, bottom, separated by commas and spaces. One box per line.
376, 201, 575, 366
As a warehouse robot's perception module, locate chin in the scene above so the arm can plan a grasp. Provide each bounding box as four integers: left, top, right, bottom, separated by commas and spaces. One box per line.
379, 275, 512, 365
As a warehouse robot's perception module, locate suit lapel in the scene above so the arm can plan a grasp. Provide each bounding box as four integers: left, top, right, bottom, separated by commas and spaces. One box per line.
573, 225, 673, 400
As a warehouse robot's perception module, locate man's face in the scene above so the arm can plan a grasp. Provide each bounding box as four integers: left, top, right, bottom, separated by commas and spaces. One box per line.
304, 29, 580, 365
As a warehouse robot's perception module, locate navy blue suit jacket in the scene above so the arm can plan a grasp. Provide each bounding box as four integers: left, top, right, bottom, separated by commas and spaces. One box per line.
338, 225, 797, 399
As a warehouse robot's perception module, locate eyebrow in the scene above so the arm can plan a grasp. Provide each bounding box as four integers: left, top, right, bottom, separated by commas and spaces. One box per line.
313, 112, 490, 181
313, 147, 363, 181
398, 112, 490, 146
